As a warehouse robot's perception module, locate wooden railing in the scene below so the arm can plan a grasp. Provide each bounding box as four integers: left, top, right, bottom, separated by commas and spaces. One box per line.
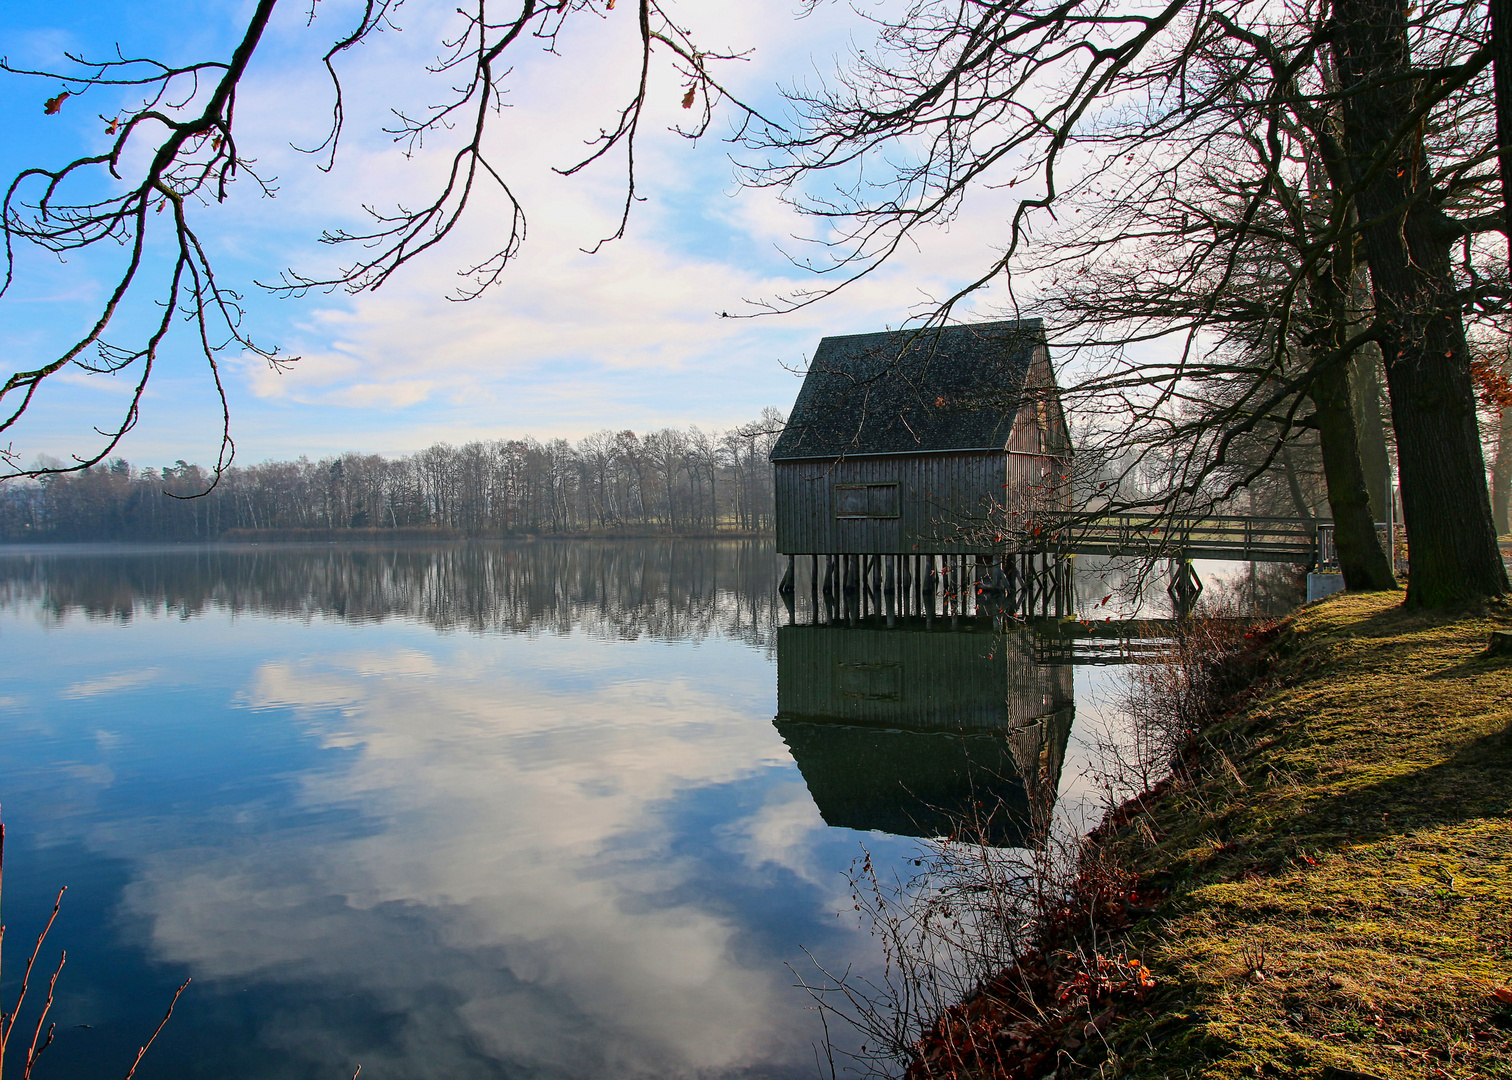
1059, 514, 1325, 564
1314, 523, 1404, 572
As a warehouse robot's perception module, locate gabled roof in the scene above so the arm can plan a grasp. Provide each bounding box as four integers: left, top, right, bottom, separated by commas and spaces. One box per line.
769, 319, 1047, 462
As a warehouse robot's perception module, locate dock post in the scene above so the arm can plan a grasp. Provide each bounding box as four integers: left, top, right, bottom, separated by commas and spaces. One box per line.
949, 555, 960, 629
1167, 557, 1203, 617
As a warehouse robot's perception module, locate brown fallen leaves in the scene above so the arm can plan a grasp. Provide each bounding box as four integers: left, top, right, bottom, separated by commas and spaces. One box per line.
904, 863, 1169, 1080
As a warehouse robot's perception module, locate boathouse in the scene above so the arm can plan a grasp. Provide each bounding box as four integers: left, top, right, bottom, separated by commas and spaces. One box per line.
770, 320, 1074, 621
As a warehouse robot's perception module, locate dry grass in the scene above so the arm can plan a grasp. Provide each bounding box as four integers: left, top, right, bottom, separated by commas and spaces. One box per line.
1095, 592, 1512, 1080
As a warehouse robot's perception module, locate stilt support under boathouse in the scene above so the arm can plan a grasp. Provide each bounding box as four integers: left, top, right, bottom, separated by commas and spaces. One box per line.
778, 550, 1074, 627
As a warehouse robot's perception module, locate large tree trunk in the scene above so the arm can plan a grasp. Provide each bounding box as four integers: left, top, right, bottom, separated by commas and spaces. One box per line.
1310, 355, 1398, 589
1350, 349, 1391, 518
1279, 441, 1316, 521
1494, 402, 1512, 536
1332, 0, 1510, 605
1303, 239, 1397, 590
1348, 267, 1392, 521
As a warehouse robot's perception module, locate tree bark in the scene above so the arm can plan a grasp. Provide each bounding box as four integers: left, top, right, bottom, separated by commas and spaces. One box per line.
1310, 355, 1399, 588
1494, 400, 1512, 536
1489, 0, 1510, 528
1279, 441, 1315, 521
1332, 0, 1510, 605
1302, 235, 1397, 590
1348, 266, 1392, 521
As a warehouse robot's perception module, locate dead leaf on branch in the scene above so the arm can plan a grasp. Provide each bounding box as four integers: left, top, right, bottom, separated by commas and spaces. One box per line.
681, 86, 696, 109
43, 91, 71, 115
1469, 357, 1512, 410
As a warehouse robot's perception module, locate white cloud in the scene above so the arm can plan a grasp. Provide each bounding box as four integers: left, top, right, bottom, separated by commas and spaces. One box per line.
217, 0, 1018, 427
717, 779, 839, 894
115, 643, 822, 1076
62, 666, 166, 699
2, 0, 1041, 464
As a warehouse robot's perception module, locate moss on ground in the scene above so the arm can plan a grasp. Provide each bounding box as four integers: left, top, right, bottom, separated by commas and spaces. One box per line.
1099, 593, 1512, 1080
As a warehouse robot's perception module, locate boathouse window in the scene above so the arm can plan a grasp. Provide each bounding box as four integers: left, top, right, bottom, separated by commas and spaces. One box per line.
838, 661, 902, 701
835, 483, 899, 519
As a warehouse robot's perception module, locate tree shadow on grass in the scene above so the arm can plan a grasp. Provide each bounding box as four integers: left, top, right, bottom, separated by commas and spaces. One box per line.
1283, 721, 1511, 852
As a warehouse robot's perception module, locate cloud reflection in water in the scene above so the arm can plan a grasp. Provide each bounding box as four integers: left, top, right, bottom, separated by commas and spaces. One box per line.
112, 638, 829, 1079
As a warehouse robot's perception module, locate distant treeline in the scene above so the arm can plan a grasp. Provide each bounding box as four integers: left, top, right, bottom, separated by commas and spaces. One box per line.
0, 413, 783, 542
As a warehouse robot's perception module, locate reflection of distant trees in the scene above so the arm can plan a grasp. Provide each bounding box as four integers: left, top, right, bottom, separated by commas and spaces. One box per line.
0, 416, 783, 542
0, 541, 786, 648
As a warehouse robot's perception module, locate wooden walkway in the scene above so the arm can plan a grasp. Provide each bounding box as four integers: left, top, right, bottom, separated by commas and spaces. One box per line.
1061, 514, 1326, 565
777, 515, 1343, 625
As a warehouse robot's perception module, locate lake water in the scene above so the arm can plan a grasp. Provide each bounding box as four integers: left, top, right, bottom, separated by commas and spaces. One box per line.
0, 540, 1177, 1079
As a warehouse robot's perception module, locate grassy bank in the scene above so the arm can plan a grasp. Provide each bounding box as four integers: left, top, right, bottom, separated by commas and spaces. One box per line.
914, 593, 1512, 1079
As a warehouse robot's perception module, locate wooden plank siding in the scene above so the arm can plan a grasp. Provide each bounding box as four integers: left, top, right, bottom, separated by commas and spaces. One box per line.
773, 623, 1075, 843
776, 624, 1074, 732
770, 323, 1072, 556
775, 447, 1068, 554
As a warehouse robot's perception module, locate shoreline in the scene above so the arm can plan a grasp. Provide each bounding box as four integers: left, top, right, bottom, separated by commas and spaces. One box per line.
911, 592, 1512, 1079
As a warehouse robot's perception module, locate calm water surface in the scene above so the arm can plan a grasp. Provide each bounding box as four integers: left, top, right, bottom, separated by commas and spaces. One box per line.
0, 540, 1147, 1079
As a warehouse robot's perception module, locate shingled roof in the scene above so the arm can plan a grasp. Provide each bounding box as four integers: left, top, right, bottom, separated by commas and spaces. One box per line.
769, 319, 1047, 461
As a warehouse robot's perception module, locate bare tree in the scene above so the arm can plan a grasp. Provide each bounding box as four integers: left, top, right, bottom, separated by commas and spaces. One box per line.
1029, 39, 1407, 590
747, 0, 1507, 606
0, 0, 767, 485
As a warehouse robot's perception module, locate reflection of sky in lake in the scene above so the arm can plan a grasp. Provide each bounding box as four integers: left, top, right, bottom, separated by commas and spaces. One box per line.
0, 541, 1244, 1080
0, 545, 916, 1079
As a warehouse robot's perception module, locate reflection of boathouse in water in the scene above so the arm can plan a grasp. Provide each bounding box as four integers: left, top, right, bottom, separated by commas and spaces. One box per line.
775, 624, 1074, 847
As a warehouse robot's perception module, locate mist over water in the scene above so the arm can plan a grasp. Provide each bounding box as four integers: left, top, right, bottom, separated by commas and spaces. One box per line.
0, 540, 1288, 1078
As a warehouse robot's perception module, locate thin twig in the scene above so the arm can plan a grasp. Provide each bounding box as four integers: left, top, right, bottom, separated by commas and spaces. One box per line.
0, 886, 66, 1062
22, 951, 64, 1080
122, 977, 191, 1080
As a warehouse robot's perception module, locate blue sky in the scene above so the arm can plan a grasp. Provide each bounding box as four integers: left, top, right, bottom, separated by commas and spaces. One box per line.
0, 0, 1020, 470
